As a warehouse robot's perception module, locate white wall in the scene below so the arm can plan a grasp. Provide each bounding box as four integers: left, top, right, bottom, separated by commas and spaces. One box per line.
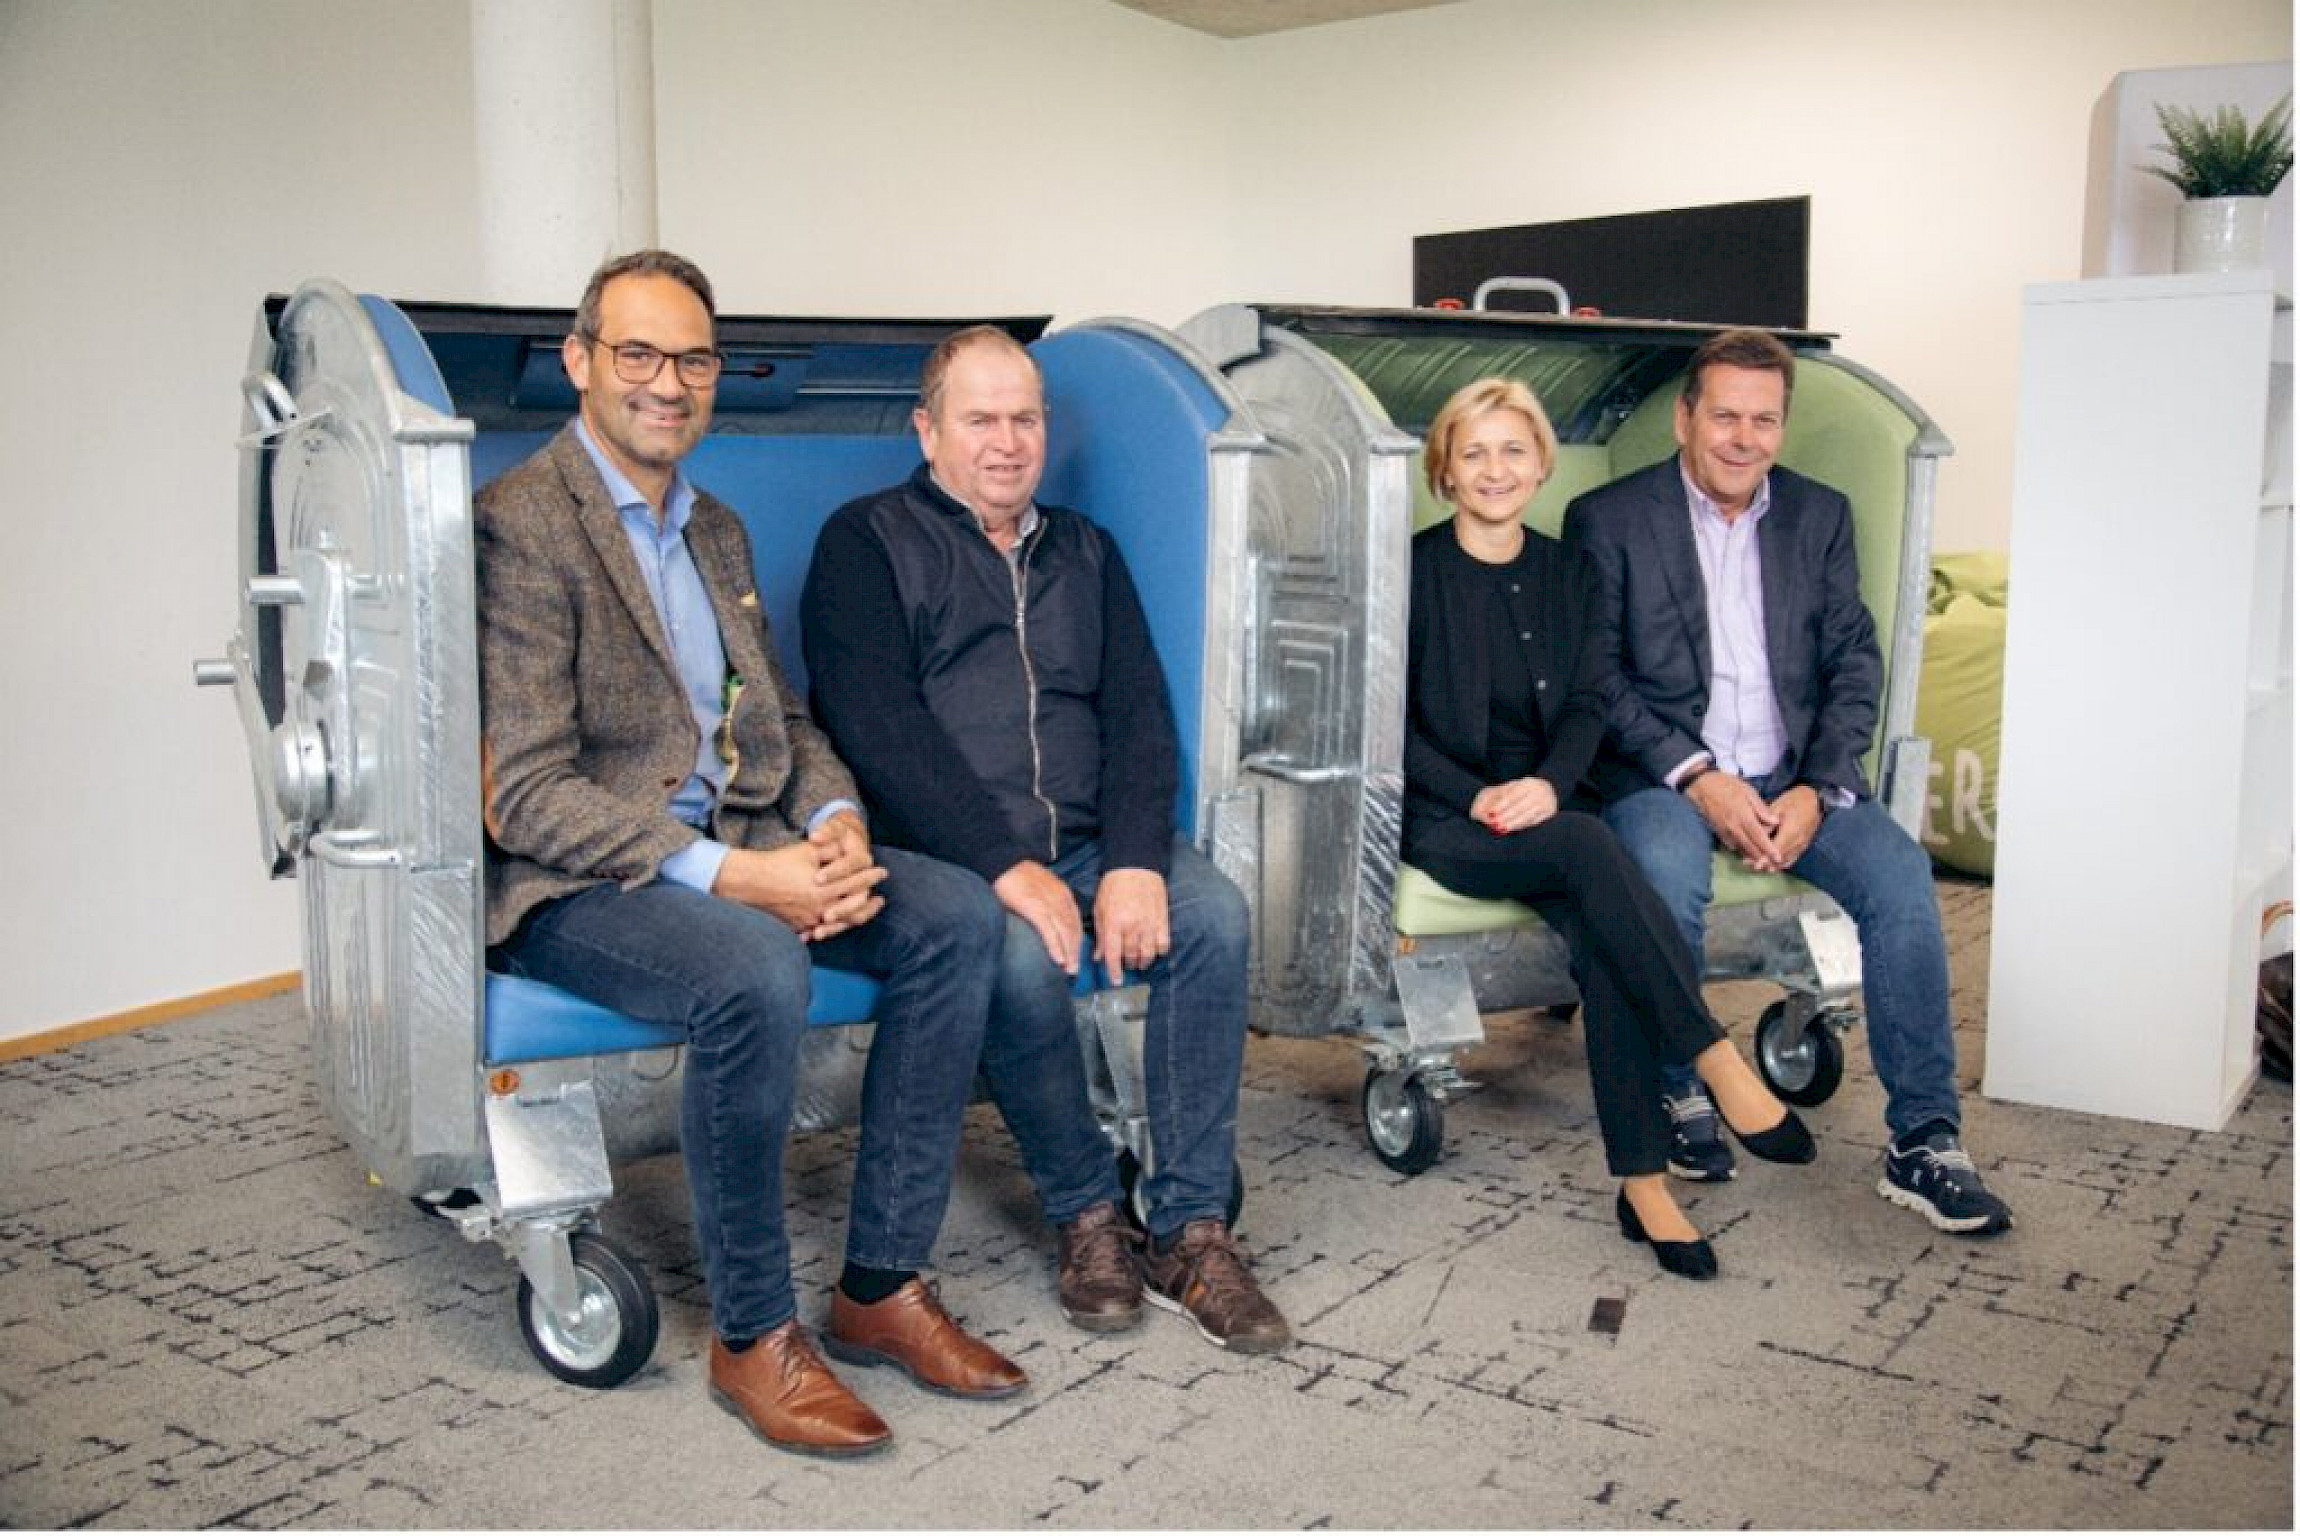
1218, 0, 2292, 552
653, 0, 1239, 322
4, 0, 2289, 1043
1, 1, 482, 1039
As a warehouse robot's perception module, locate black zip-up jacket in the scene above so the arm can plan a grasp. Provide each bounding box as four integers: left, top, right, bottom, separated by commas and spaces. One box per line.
800, 464, 1180, 883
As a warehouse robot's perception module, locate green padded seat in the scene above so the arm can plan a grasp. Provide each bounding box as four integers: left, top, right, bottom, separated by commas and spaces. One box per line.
1393, 853, 1809, 938
1393, 863, 1541, 938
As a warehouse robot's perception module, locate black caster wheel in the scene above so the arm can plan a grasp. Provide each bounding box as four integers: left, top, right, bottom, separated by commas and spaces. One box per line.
1116, 1148, 1246, 1232
1362, 1068, 1445, 1175
516, 1230, 659, 1389
409, 1188, 483, 1222
1755, 1000, 1846, 1107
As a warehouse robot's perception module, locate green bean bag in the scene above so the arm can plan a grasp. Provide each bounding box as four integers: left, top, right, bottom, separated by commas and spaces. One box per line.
1915, 552, 2008, 877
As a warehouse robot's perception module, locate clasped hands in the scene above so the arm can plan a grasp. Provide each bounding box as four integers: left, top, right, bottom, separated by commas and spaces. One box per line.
994, 860, 1169, 986
1470, 776, 1559, 835
711, 809, 888, 941
1686, 772, 1822, 873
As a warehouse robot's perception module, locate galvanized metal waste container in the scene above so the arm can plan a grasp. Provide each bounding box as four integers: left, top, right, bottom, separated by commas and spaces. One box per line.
1177, 301, 1950, 1171
199, 282, 1259, 1384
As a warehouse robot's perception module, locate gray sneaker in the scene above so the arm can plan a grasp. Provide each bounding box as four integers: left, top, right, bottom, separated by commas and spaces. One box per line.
1879, 1128, 2014, 1236
1142, 1219, 1291, 1355
1664, 1084, 1737, 1182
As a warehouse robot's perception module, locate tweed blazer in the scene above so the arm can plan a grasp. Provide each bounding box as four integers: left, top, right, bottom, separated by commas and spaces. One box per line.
474, 425, 859, 945
1563, 457, 1883, 804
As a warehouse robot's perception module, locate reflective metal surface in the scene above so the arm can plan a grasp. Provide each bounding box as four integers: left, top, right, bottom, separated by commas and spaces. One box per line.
1180, 306, 1416, 1038
1390, 950, 1486, 1052
483, 1067, 614, 1221
524, 1263, 622, 1368
217, 280, 487, 1197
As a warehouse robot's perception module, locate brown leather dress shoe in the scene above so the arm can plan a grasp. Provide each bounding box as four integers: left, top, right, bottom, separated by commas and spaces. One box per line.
826, 1279, 1027, 1399
1057, 1201, 1145, 1332
708, 1322, 891, 1458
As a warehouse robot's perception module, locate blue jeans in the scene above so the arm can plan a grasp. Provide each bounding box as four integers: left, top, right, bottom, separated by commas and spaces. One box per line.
1603, 783, 1961, 1143
491, 845, 1002, 1341
980, 838, 1250, 1242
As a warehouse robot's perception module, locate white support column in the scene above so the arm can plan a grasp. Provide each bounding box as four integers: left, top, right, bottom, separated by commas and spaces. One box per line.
469, 0, 658, 306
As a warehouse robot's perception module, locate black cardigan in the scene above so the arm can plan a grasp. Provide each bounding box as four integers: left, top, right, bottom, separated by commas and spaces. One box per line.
1402, 521, 1607, 848
801, 465, 1180, 882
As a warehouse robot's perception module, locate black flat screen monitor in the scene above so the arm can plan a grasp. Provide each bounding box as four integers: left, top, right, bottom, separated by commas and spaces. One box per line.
1414, 197, 1810, 329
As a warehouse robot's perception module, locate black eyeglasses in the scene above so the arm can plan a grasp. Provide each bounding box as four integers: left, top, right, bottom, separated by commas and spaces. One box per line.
586, 334, 724, 388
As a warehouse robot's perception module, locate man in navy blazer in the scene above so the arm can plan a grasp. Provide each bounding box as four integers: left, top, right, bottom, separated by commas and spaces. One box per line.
1564, 328, 2012, 1237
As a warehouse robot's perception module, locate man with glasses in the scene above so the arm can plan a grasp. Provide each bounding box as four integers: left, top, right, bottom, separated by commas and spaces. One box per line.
477, 250, 1022, 1458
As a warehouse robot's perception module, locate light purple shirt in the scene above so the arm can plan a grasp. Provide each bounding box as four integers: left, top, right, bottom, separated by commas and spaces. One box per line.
1669, 462, 1788, 785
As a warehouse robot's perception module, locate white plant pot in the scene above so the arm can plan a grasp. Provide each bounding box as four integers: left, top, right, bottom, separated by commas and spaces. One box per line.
2174, 196, 2270, 274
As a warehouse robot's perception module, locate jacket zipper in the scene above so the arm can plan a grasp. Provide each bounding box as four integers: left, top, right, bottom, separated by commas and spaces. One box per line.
1009, 525, 1060, 860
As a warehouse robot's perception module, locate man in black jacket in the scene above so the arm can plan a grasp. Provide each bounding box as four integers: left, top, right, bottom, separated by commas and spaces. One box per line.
802, 327, 1290, 1354
1565, 328, 2013, 1237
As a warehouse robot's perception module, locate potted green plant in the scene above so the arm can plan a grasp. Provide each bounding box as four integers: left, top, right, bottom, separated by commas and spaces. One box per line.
2141, 94, 2292, 274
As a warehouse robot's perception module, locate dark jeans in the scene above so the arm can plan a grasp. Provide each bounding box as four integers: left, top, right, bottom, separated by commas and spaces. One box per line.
980, 838, 1250, 1242
1605, 778, 1962, 1143
491, 845, 1002, 1341
1407, 809, 1723, 1176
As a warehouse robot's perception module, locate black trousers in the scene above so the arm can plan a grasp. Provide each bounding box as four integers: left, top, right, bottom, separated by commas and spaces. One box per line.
1405, 809, 1722, 1176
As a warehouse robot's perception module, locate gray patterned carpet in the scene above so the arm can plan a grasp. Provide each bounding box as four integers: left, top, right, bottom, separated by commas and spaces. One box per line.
2, 879, 2290, 1529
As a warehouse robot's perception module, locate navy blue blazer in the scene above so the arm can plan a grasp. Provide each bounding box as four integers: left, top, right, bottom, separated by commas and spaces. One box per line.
1562, 457, 1882, 804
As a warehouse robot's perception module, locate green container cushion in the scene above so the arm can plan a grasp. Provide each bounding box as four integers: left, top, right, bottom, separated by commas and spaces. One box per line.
1311, 333, 1680, 446
1393, 863, 1541, 937
1394, 855, 1813, 938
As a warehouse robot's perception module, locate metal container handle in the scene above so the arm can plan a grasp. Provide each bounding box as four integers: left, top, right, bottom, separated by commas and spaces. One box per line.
309, 827, 402, 870
1470, 277, 1572, 315
239, 370, 323, 447
1241, 750, 1356, 786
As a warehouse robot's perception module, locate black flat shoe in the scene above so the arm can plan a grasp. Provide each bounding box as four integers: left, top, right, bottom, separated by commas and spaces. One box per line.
1726, 1106, 1816, 1164
1615, 1189, 1717, 1280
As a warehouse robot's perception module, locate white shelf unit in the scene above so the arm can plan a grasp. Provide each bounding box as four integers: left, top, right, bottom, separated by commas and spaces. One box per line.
1986, 271, 2292, 1131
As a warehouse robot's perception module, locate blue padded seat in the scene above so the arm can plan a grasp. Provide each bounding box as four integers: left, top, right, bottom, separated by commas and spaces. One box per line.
484, 948, 1113, 1066
484, 966, 889, 1065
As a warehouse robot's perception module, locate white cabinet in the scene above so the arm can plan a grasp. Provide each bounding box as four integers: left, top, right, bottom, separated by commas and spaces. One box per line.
1987, 272, 2291, 1131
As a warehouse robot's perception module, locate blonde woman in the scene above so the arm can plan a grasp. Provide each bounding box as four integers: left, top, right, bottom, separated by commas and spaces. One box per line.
1402, 376, 1813, 1279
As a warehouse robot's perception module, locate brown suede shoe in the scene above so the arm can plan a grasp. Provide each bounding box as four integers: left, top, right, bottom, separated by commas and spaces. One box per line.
1057, 1201, 1145, 1333
708, 1322, 891, 1458
1142, 1219, 1291, 1355
826, 1279, 1027, 1399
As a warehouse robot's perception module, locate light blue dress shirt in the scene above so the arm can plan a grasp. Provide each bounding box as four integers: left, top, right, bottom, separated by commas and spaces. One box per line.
572, 422, 853, 895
